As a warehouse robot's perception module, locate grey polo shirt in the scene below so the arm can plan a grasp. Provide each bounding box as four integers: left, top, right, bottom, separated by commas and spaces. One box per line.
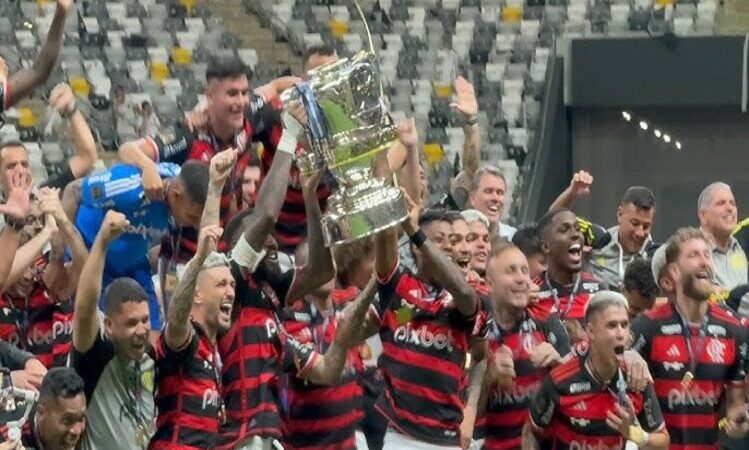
709, 235, 748, 291
585, 225, 652, 291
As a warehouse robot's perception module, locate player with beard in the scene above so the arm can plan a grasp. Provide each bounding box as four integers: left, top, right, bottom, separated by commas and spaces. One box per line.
462, 242, 570, 450
448, 214, 475, 279
532, 208, 606, 343
150, 225, 234, 450
523, 291, 669, 449
630, 227, 749, 448
371, 193, 490, 449
460, 209, 490, 277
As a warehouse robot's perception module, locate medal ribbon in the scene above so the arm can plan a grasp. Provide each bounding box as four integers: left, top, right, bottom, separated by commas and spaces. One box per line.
673, 304, 709, 375
544, 272, 582, 319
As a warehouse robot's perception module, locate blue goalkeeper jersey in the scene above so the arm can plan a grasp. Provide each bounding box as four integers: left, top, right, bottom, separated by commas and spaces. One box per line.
75, 163, 180, 274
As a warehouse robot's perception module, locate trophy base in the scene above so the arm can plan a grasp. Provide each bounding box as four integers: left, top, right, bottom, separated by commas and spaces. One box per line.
322, 181, 408, 246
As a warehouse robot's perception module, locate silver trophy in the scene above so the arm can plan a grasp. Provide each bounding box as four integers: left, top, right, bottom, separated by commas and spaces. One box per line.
282, 50, 408, 246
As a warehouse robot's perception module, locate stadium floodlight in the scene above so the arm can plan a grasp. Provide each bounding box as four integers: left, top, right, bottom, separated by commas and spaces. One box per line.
654, 129, 662, 138
639, 121, 648, 130
675, 141, 682, 150
663, 134, 671, 143
622, 111, 631, 121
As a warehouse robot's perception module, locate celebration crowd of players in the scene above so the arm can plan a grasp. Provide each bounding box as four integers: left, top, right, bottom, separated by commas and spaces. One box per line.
3, 3, 749, 450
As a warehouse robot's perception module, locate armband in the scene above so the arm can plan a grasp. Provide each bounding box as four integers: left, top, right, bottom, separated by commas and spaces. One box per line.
230, 234, 267, 273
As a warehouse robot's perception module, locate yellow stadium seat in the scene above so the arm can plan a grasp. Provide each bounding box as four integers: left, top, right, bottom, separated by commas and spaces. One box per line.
172, 48, 192, 66
18, 108, 36, 128
69, 77, 90, 97
423, 143, 444, 165
179, 0, 196, 15
434, 83, 453, 98
150, 62, 170, 84
502, 6, 523, 23
329, 20, 349, 38
655, 0, 675, 6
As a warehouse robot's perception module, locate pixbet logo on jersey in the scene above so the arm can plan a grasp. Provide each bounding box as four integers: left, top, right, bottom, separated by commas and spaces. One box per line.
667, 387, 718, 409
393, 324, 455, 351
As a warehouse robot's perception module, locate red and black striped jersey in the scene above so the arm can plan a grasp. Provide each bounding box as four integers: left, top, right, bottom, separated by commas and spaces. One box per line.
531, 271, 604, 344
529, 354, 666, 449
150, 323, 223, 450
479, 310, 571, 450
217, 262, 318, 449
531, 271, 605, 322
372, 259, 490, 447
148, 96, 282, 260
0, 258, 74, 368
630, 301, 748, 449
278, 288, 366, 450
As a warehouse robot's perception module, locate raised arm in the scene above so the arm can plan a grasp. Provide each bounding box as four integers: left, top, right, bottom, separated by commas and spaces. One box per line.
305, 276, 378, 385
401, 192, 478, 316
39, 187, 88, 301
165, 225, 222, 350
7, 0, 71, 106
450, 76, 480, 178
72, 211, 129, 353
285, 168, 334, 303
548, 170, 593, 212
5, 215, 56, 289
232, 103, 304, 272
394, 118, 422, 204
202, 149, 238, 229
0, 169, 32, 290
49, 83, 98, 178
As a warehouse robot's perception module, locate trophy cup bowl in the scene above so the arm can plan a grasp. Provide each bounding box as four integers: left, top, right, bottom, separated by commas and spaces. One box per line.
282, 51, 408, 246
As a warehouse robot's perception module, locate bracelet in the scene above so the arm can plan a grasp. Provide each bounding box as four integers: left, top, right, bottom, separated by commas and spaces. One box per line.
4, 215, 25, 231
409, 229, 427, 248
60, 104, 78, 119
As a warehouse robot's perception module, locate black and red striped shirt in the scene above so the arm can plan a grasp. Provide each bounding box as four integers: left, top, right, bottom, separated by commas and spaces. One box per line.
479, 310, 570, 450
529, 353, 666, 449
373, 259, 489, 446
150, 323, 222, 450
217, 262, 318, 449
279, 287, 366, 450
147, 96, 283, 259
0, 258, 73, 368
531, 271, 604, 343
630, 302, 748, 449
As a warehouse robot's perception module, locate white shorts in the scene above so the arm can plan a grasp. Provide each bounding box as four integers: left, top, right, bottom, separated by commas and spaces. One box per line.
382, 429, 461, 450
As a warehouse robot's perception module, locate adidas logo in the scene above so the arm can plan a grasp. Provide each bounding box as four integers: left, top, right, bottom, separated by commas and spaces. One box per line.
573, 401, 587, 412
667, 345, 681, 359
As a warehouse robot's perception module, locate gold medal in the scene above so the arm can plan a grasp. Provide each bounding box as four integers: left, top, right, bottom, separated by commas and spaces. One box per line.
165, 273, 179, 293
681, 371, 694, 389
359, 343, 372, 360
395, 306, 413, 325
135, 425, 147, 448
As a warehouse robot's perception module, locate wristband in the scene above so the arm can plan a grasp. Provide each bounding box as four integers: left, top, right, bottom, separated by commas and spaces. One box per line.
4, 215, 24, 231
628, 425, 648, 445
230, 233, 267, 273
409, 229, 427, 248
465, 115, 478, 126
60, 104, 78, 119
